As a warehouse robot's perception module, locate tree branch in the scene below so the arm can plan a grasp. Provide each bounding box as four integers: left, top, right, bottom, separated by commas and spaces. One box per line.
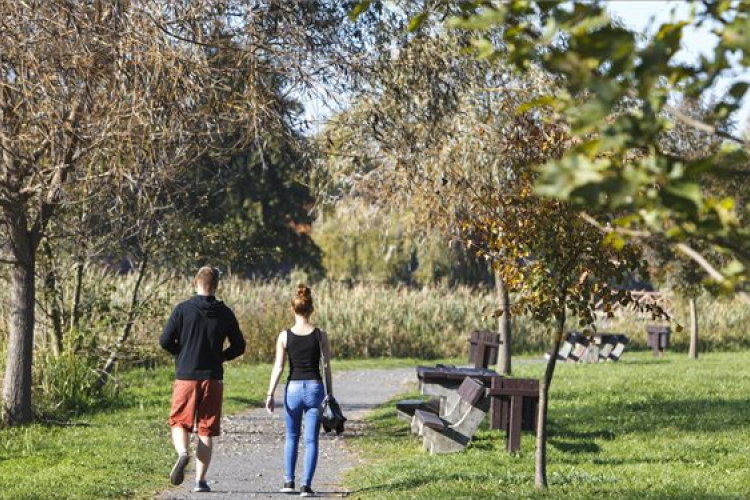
30, 98, 84, 251
673, 243, 725, 282
581, 212, 750, 301
664, 104, 747, 148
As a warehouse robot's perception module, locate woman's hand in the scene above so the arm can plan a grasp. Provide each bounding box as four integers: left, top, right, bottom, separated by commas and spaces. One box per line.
265, 395, 275, 413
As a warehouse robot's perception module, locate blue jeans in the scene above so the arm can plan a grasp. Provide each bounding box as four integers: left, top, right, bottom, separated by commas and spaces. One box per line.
284, 380, 325, 487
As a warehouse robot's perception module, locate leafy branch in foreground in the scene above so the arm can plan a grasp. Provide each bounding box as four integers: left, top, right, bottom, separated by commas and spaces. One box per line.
437, 1, 750, 292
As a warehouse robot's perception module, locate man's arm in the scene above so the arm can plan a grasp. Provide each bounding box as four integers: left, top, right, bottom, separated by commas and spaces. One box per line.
223, 312, 246, 361
159, 306, 182, 355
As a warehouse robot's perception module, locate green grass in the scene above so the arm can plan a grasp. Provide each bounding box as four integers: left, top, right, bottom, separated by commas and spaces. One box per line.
0, 357, 417, 500
0, 364, 263, 500
344, 352, 750, 499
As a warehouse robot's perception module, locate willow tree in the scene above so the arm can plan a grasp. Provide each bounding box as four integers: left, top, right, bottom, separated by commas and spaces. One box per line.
0, 0, 370, 425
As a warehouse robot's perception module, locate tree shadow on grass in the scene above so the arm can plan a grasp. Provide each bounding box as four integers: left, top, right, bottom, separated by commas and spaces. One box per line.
225, 395, 258, 406
549, 439, 601, 454
347, 476, 745, 500
346, 472, 499, 496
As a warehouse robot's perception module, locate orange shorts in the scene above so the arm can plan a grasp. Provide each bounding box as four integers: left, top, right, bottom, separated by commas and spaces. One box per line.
169, 379, 223, 437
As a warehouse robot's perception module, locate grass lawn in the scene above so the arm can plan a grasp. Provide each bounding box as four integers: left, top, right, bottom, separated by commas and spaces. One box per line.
344, 351, 750, 500
0, 357, 423, 500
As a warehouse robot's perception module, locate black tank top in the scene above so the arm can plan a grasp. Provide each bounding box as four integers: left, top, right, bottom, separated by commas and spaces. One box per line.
286, 329, 322, 381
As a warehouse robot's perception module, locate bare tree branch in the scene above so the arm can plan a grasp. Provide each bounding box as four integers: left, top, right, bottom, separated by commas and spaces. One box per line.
664, 104, 747, 148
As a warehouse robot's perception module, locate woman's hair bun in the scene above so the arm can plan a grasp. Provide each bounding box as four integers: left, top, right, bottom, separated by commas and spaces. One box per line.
292, 284, 314, 317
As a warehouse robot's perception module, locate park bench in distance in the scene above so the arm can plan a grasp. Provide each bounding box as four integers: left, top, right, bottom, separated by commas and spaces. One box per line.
490, 377, 539, 453
415, 377, 490, 454
646, 324, 671, 358
546, 331, 629, 363
467, 330, 501, 369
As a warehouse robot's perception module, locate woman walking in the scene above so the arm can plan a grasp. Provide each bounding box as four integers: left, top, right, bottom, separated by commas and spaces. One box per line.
266, 284, 333, 497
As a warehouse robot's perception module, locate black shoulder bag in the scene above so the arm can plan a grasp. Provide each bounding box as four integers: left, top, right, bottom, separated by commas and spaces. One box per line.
315, 329, 347, 434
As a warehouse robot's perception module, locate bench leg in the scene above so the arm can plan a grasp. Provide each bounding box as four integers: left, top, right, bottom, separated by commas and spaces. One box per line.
507, 395, 523, 453
422, 427, 468, 455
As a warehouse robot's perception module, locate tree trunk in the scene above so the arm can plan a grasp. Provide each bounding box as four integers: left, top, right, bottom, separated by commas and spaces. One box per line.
688, 298, 698, 360
535, 310, 565, 490
70, 259, 84, 331
42, 241, 64, 356
2, 237, 36, 425
96, 254, 148, 388
496, 273, 511, 375
70, 258, 85, 351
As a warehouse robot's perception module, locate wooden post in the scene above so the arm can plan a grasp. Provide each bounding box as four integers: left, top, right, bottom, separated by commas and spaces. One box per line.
688, 298, 698, 360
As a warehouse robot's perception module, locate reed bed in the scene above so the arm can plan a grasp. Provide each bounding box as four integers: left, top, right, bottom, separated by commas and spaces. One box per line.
1, 271, 749, 367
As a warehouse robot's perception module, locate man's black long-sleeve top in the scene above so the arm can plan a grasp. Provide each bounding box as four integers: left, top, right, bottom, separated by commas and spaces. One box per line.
159, 295, 246, 380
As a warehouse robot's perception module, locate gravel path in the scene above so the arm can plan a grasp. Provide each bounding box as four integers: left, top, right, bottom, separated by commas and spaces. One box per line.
157, 368, 414, 499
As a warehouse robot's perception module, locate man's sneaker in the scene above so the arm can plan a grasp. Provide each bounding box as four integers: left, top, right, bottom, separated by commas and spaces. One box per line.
280, 480, 295, 493
299, 485, 315, 497
169, 453, 190, 486
193, 480, 211, 493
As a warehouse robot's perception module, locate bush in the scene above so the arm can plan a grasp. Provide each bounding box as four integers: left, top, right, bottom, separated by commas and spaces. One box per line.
34, 347, 118, 417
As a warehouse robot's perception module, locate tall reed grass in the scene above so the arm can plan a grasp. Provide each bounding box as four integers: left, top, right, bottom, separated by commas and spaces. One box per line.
1, 271, 749, 369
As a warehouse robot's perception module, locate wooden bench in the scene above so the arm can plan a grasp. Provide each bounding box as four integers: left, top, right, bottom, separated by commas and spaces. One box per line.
396, 331, 500, 422
545, 331, 589, 362
546, 332, 629, 363
416, 365, 501, 415
467, 330, 501, 369
417, 377, 490, 454
592, 334, 629, 362
490, 377, 539, 453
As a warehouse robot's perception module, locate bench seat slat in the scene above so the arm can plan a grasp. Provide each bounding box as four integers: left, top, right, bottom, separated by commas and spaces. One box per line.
415, 409, 445, 431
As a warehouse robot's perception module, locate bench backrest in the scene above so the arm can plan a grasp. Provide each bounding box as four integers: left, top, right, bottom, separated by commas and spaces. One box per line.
457, 377, 486, 407
467, 330, 500, 369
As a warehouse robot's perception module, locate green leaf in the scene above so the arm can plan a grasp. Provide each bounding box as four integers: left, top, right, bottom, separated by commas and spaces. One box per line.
446, 7, 507, 31
722, 260, 746, 277
472, 38, 497, 60
407, 12, 429, 33
348, 1, 371, 22
515, 95, 556, 114
662, 182, 703, 212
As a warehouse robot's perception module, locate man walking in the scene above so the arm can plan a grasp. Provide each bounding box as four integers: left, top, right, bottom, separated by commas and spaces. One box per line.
159, 266, 246, 493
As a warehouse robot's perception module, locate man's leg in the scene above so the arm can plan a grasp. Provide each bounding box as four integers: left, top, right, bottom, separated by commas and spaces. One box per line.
195, 435, 213, 481
172, 426, 190, 455
194, 380, 223, 488
169, 381, 197, 486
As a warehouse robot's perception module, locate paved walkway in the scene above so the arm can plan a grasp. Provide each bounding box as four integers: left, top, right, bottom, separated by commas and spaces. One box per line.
157, 368, 414, 499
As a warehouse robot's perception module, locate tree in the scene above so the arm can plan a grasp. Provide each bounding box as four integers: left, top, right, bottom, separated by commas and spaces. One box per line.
174, 129, 324, 277
318, 29, 660, 488
0, 0, 370, 425
433, 1, 750, 295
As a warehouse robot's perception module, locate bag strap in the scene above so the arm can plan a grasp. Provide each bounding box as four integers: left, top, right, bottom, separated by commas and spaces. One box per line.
314, 328, 330, 398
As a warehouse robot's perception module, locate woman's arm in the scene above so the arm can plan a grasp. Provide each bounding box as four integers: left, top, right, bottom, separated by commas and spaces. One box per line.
265, 331, 286, 413
321, 330, 334, 397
